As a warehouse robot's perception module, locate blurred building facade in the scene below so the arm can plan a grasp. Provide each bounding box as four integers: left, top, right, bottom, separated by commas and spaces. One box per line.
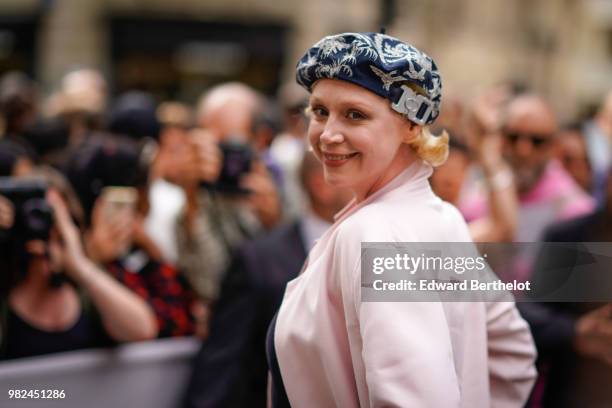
389, 0, 612, 119
0, 0, 611, 118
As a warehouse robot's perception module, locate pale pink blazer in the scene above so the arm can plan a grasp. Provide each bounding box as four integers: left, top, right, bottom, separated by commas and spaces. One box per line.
274, 160, 537, 407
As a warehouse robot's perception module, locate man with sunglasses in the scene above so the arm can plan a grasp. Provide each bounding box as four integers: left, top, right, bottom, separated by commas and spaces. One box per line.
463, 94, 594, 245
499, 94, 594, 242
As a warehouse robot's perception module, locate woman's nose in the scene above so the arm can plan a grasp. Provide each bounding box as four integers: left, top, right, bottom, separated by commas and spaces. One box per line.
320, 121, 345, 145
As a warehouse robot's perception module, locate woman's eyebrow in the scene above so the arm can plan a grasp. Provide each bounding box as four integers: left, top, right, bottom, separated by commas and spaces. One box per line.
331, 99, 373, 115
309, 96, 371, 111
309, 96, 324, 106
340, 100, 371, 111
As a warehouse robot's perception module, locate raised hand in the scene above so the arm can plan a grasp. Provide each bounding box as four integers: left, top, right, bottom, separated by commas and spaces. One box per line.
575, 304, 612, 366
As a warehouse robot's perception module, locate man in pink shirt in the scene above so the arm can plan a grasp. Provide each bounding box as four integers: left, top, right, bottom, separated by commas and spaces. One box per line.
461, 94, 595, 242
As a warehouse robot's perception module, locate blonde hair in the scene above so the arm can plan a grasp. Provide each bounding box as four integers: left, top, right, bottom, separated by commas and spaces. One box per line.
395, 81, 449, 167
407, 126, 449, 167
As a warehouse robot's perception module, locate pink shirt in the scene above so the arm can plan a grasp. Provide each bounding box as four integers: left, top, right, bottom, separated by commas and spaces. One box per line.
274, 160, 537, 407
460, 160, 595, 242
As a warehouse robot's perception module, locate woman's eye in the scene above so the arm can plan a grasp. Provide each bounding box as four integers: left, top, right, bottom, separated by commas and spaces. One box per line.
311, 107, 328, 117
347, 110, 366, 120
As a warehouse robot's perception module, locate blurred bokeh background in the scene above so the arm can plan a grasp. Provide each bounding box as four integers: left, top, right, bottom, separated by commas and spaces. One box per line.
2, 3, 612, 408
1, 0, 611, 120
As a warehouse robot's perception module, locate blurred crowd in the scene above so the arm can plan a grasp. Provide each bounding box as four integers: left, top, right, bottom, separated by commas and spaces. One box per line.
0, 66, 611, 407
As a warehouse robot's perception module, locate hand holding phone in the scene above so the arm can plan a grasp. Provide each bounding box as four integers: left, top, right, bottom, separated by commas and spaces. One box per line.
85, 187, 137, 263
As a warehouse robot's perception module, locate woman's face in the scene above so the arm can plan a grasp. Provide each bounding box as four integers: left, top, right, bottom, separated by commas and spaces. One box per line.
308, 79, 419, 201
25, 231, 63, 280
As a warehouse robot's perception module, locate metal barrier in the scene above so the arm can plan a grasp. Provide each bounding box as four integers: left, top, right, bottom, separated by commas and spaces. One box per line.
0, 337, 200, 408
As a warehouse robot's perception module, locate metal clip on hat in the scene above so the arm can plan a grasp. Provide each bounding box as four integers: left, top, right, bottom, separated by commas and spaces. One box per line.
391, 85, 434, 126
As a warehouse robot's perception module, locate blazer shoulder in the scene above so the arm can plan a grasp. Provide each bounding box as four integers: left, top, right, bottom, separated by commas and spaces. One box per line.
543, 211, 600, 242
241, 221, 305, 258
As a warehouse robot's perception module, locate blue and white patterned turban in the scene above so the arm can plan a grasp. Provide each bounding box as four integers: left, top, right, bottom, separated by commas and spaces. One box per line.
296, 32, 442, 126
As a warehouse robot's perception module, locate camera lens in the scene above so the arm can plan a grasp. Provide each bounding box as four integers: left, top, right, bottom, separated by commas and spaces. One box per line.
22, 199, 54, 241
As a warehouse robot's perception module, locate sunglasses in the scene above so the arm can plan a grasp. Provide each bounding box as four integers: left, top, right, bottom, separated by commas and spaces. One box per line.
503, 131, 552, 148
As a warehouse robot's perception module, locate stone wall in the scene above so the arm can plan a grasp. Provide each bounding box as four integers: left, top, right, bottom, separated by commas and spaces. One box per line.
0, 0, 610, 117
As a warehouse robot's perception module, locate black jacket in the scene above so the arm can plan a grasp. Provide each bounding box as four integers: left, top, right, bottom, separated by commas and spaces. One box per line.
519, 211, 612, 407
183, 221, 307, 408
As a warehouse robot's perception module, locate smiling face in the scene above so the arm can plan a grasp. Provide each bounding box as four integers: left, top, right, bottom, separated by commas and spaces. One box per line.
307, 79, 420, 201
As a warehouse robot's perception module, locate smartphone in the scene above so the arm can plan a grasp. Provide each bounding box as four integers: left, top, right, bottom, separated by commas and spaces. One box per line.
100, 186, 137, 218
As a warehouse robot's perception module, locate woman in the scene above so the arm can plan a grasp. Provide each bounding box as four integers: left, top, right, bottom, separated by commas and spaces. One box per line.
66, 135, 202, 338
0, 165, 157, 360
267, 32, 537, 407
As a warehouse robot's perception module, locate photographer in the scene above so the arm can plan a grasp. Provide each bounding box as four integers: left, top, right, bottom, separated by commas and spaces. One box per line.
176, 83, 282, 306
67, 135, 201, 338
143, 101, 193, 266
0, 169, 157, 360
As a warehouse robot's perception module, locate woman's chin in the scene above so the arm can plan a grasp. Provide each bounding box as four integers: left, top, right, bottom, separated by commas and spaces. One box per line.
323, 174, 350, 189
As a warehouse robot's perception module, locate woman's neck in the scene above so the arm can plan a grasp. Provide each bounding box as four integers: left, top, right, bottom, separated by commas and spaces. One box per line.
9, 274, 80, 331
356, 145, 418, 202
10, 271, 73, 315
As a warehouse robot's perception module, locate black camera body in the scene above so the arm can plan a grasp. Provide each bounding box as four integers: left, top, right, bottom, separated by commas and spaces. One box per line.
0, 177, 53, 242
201, 140, 254, 194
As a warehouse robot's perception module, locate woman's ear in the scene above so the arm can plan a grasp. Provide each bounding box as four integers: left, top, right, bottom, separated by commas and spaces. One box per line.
402, 121, 422, 144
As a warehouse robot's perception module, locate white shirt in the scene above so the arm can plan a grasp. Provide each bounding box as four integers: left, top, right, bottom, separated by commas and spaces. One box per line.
144, 178, 185, 265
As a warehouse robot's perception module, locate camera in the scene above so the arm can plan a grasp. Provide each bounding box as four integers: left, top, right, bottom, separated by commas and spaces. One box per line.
0, 177, 53, 242
201, 140, 254, 194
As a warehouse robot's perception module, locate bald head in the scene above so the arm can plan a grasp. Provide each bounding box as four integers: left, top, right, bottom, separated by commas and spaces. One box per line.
63, 69, 106, 94
61, 68, 107, 114
503, 94, 558, 135
196, 82, 261, 143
